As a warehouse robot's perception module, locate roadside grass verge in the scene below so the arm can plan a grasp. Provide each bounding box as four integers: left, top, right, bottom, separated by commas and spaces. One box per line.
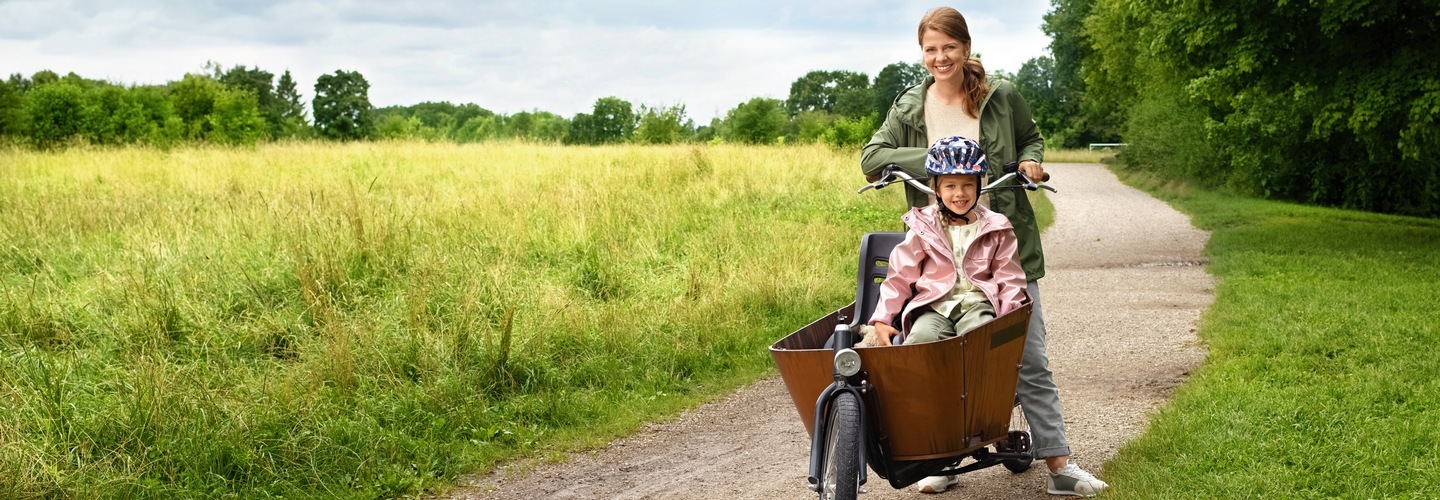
1104, 168, 1440, 498
1045, 148, 1117, 164
0, 142, 908, 498
1029, 188, 1054, 232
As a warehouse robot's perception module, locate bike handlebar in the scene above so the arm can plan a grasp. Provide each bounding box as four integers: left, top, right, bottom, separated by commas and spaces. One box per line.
858, 162, 1056, 195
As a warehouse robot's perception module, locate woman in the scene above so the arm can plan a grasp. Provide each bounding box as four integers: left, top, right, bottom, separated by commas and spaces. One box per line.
860, 7, 1109, 497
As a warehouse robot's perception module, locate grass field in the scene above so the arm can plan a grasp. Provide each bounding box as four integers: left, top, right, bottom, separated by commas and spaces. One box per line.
0, 141, 1060, 498
0, 141, 879, 497
1104, 168, 1440, 498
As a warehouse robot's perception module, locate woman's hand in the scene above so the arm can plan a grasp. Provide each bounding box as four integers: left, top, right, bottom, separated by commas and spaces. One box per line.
1019, 160, 1045, 183
871, 323, 899, 346
865, 172, 882, 183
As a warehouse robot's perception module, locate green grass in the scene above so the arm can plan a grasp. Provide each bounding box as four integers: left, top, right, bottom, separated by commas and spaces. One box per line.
1045, 148, 1118, 164
1104, 168, 1440, 498
1029, 189, 1054, 233
0, 141, 913, 498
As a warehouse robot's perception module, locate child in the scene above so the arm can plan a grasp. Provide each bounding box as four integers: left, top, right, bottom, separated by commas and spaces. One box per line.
864, 136, 1028, 347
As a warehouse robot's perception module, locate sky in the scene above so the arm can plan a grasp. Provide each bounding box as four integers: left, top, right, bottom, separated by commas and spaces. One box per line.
0, 0, 1056, 122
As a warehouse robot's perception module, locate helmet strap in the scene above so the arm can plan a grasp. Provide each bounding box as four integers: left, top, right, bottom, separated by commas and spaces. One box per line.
938, 199, 975, 225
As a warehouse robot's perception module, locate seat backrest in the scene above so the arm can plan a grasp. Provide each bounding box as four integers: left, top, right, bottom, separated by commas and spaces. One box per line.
851, 232, 906, 328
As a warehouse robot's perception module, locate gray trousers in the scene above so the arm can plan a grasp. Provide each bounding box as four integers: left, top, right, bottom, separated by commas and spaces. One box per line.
1020, 280, 1070, 458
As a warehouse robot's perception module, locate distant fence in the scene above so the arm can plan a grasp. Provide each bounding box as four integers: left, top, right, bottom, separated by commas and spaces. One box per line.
1088, 143, 1129, 151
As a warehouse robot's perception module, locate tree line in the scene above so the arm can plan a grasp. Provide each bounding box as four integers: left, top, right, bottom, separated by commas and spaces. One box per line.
0, 64, 379, 148
1037, 0, 1439, 217
0, 61, 943, 150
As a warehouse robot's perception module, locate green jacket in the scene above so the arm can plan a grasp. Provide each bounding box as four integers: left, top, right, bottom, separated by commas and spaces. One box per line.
861, 76, 1048, 280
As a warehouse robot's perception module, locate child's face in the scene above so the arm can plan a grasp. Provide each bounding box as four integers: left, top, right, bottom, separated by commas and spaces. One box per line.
935, 174, 979, 216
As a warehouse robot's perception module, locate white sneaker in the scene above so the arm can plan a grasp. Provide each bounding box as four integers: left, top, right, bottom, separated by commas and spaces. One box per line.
1046, 462, 1109, 497
916, 475, 959, 494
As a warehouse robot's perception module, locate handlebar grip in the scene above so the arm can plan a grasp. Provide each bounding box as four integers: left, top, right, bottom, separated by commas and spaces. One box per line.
1001, 161, 1052, 182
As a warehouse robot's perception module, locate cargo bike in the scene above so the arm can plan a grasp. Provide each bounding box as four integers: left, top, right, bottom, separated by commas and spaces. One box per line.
770, 164, 1054, 499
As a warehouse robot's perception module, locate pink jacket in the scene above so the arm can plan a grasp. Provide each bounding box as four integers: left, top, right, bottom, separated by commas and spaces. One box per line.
869, 204, 1029, 338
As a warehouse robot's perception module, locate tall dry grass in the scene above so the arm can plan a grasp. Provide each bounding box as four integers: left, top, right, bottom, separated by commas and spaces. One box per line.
0, 141, 907, 497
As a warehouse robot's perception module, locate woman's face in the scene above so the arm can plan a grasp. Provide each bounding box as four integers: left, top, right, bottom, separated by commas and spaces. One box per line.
935, 174, 979, 217
921, 29, 968, 85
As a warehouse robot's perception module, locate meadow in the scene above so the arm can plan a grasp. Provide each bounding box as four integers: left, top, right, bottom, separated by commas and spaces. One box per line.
1, 141, 934, 497
1104, 168, 1440, 498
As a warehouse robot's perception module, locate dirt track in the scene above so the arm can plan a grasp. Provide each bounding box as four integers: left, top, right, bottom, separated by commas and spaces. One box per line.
442, 163, 1213, 499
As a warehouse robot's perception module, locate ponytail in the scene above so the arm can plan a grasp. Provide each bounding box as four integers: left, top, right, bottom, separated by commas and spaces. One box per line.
961, 56, 988, 119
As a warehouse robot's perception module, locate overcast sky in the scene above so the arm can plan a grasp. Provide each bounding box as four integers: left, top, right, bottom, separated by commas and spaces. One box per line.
0, 0, 1055, 122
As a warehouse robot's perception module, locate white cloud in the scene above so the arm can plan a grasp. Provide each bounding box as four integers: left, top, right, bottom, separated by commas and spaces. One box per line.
0, 0, 1054, 122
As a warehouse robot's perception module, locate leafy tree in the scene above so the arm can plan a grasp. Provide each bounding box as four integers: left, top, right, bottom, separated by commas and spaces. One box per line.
79, 84, 150, 145
722, 97, 786, 144
872, 62, 926, 117
787, 70, 872, 118
0, 78, 26, 138
209, 87, 267, 145
374, 113, 425, 140
457, 114, 501, 143
789, 110, 836, 144
565, 112, 595, 145
1084, 0, 1439, 216
1042, 0, 1120, 147
590, 96, 636, 144
634, 104, 688, 144
25, 81, 84, 148
1013, 56, 1069, 146
822, 114, 878, 149
132, 85, 183, 147
692, 117, 720, 143
8, 73, 33, 92
169, 74, 224, 139
516, 110, 568, 142
448, 103, 492, 137
217, 64, 281, 135
31, 70, 59, 87
834, 85, 874, 119
313, 70, 373, 140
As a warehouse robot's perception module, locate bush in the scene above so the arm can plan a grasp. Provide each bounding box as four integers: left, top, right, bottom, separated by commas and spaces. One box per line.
209, 88, 268, 146
25, 82, 84, 148
821, 114, 877, 149
721, 97, 786, 145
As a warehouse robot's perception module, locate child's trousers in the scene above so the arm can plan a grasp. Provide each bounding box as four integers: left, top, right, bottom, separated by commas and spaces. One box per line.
902, 299, 995, 345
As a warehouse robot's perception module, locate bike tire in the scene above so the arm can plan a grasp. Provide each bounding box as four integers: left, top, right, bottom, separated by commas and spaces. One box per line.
1001, 402, 1034, 473
819, 391, 861, 500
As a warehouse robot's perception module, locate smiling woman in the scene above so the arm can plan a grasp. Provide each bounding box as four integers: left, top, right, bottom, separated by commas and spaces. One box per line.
858, 6, 1109, 496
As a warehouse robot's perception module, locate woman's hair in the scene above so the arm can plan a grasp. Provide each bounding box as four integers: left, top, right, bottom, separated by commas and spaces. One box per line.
918, 7, 989, 118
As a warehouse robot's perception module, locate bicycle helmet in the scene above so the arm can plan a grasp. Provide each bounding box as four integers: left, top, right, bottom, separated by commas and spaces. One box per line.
925, 135, 988, 177
926, 136, 987, 223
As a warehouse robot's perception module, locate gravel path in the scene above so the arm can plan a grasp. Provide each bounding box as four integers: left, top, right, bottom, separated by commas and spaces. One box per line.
442, 163, 1213, 499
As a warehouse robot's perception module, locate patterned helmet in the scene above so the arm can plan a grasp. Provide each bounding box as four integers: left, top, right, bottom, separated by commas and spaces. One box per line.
926, 136, 988, 177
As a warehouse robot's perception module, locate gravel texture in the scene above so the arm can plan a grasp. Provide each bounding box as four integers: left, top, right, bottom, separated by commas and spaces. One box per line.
442, 163, 1214, 499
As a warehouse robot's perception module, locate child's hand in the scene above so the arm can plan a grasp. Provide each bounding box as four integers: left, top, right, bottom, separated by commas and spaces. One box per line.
870, 323, 900, 346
